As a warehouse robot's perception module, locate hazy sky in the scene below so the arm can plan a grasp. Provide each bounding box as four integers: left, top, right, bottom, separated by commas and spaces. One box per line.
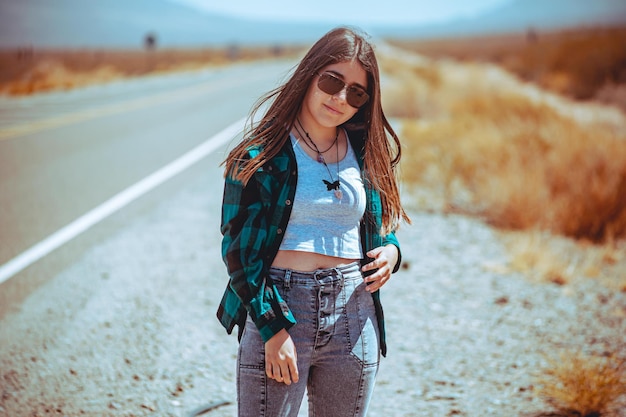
168, 0, 515, 25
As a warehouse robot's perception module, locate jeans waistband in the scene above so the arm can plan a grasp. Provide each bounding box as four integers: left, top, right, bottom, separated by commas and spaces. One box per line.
269, 261, 361, 286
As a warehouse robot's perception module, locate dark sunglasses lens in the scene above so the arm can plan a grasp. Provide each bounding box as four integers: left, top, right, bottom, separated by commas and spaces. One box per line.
318, 73, 369, 108
347, 87, 369, 108
318, 73, 345, 95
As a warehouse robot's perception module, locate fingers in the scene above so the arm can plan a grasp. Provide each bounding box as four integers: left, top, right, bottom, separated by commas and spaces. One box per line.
361, 247, 384, 272
364, 268, 391, 292
363, 259, 391, 293
366, 246, 384, 258
361, 245, 398, 292
362, 254, 390, 292
265, 330, 299, 385
266, 357, 299, 385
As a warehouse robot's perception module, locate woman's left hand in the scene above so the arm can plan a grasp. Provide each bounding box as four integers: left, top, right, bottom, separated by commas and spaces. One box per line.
361, 244, 399, 293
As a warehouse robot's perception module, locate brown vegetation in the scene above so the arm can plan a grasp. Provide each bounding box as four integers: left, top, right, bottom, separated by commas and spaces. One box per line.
498, 229, 625, 291
0, 46, 301, 95
378, 41, 626, 244
534, 350, 626, 417
379, 29, 626, 289
379, 33, 626, 414
388, 25, 626, 111
400, 92, 626, 242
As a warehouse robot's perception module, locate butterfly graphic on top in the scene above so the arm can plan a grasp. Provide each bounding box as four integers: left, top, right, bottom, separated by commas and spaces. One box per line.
323, 180, 343, 200
323, 180, 340, 191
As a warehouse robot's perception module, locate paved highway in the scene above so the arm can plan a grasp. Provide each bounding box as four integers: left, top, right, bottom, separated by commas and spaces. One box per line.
0, 59, 308, 415
0, 59, 296, 315
0, 59, 294, 277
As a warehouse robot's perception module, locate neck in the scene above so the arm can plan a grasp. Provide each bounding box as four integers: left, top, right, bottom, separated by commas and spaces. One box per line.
296, 116, 337, 147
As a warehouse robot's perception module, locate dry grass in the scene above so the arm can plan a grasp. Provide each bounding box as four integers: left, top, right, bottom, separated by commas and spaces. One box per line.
501, 230, 573, 285
496, 229, 626, 290
535, 350, 626, 417
380, 32, 626, 416
0, 46, 302, 95
485, 98, 614, 240
379, 32, 626, 289
380, 49, 626, 243
399, 91, 626, 242
388, 25, 626, 111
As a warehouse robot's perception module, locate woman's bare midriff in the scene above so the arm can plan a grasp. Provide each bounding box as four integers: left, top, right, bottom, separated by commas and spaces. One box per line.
272, 250, 359, 272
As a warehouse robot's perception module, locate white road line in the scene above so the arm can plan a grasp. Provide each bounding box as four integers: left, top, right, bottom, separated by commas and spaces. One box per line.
0, 79, 226, 141
0, 117, 245, 285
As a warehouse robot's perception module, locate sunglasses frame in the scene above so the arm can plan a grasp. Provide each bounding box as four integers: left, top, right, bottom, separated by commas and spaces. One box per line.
315, 72, 370, 108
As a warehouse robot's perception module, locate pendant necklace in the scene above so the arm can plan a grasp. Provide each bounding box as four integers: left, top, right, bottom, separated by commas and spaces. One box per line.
295, 118, 338, 163
295, 118, 342, 200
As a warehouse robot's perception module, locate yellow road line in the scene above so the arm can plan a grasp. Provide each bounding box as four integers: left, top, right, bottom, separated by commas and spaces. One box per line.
0, 79, 223, 141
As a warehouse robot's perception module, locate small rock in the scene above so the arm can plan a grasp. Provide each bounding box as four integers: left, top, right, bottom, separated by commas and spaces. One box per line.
494, 296, 509, 305
140, 403, 156, 411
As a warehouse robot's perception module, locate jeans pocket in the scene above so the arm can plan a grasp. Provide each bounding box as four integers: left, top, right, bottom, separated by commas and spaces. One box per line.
347, 282, 380, 366
238, 317, 265, 369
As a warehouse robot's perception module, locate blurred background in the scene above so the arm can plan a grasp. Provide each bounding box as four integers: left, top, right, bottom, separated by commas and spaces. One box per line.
1, 1, 626, 416
1, 0, 626, 102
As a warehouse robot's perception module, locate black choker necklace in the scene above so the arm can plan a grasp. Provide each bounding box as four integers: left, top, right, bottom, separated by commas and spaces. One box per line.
295, 118, 338, 163
295, 118, 342, 200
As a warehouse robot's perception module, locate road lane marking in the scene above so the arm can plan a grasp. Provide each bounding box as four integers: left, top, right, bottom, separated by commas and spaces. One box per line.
0, 117, 245, 285
0, 74, 251, 141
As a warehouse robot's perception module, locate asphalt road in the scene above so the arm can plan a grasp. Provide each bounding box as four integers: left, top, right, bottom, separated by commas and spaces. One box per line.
0, 59, 295, 315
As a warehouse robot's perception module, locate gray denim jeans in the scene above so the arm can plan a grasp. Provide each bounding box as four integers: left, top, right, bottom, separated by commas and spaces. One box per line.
237, 262, 380, 417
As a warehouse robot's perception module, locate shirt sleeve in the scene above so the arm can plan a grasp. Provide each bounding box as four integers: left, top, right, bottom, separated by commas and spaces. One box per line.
220, 170, 296, 342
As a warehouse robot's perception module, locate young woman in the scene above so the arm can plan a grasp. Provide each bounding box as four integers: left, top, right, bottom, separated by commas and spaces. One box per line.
217, 26, 410, 417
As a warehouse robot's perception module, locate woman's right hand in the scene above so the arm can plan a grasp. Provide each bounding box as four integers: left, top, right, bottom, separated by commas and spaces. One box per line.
265, 329, 299, 385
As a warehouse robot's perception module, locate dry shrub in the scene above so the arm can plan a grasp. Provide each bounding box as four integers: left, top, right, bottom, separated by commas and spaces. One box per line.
389, 26, 626, 107
0, 46, 302, 95
574, 241, 626, 292
521, 28, 626, 100
4, 60, 124, 95
497, 228, 626, 288
379, 56, 442, 119
503, 230, 572, 285
400, 90, 626, 242
536, 350, 626, 417
379, 45, 626, 242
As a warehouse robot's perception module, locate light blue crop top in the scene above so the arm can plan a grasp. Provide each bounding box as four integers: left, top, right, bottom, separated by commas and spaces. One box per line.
279, 132, 366, 258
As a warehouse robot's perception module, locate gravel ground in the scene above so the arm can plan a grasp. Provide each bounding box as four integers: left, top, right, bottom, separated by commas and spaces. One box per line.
1, 164, 625, 417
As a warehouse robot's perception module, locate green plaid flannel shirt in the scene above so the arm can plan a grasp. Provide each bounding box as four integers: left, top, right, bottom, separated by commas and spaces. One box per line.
216, 130, 401, 356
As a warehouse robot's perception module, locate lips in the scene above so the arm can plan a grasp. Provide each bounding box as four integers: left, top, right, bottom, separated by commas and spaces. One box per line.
323, 103, 342, 115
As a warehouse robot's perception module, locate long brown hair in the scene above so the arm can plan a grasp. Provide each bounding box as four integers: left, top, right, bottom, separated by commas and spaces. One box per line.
224, 26, 410, 234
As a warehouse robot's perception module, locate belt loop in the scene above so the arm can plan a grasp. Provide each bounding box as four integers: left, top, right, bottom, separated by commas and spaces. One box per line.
284, 269, 292, 290
335, 268, 344, 289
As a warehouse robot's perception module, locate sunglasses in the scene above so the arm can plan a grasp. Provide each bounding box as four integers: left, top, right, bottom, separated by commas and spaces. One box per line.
316, 72, 369, 108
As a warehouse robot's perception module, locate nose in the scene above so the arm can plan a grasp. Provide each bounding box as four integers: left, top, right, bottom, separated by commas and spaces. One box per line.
333, 86, 349, 102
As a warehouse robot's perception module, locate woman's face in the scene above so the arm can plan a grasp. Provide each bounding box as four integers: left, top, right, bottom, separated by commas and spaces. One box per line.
301, 60, 368, 129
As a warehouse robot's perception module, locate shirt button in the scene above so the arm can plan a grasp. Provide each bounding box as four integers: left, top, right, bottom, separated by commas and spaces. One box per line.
277, 228, 283, 234
285, 199, 291, 206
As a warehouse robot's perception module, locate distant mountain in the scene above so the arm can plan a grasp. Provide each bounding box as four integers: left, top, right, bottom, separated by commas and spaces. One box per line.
383, 0, 626, 39
1, 0, 625, 48
0, 0, 335, 48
